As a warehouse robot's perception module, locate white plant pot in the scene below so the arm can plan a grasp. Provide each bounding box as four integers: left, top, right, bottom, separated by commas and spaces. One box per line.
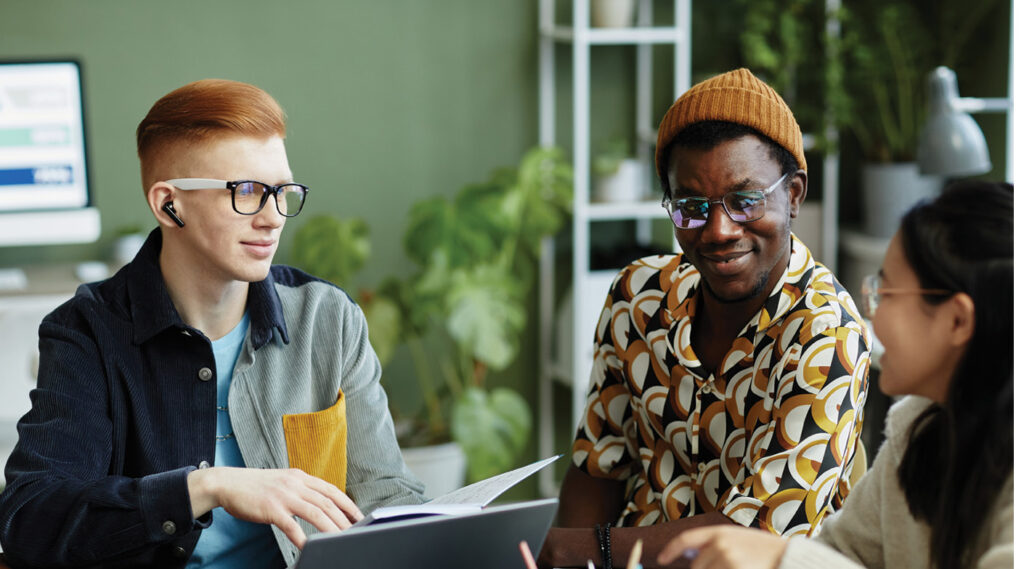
860, 162, 942, 239
401, 441, 466, 499
591, 0, 636, 28
593, 158, 644, 203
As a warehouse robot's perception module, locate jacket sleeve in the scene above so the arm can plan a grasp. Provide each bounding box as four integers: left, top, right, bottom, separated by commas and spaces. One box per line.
719, 325, 871, 536
0, 311, 207, 567
335, 301, 426, 510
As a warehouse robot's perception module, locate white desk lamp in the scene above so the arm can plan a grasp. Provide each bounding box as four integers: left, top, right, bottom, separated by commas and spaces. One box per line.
916, 66, 1012, 177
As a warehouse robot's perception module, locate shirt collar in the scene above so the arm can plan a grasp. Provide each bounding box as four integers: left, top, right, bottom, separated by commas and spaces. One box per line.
670, 233, 817, 334
126, 228, 289, 347
753, 234, 816, 332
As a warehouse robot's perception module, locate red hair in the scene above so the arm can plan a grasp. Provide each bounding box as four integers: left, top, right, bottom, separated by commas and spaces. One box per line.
136, 79, 286, 182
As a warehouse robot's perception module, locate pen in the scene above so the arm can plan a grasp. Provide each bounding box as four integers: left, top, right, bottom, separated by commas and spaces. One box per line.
518, 540, 539, 569
626, 539, 643, 569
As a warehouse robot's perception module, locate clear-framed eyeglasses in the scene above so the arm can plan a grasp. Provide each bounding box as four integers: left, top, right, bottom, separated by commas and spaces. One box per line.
860, 273, 952, 319
661, 173, 789, 229
165, 178, 309, 217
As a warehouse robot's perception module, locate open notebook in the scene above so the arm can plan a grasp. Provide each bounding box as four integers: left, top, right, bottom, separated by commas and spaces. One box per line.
352, 454, 560, 527
294, 498, 558, 569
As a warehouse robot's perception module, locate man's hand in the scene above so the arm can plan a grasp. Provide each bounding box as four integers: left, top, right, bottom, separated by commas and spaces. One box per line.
187, 466, 363, 548
658, 525, 788, 569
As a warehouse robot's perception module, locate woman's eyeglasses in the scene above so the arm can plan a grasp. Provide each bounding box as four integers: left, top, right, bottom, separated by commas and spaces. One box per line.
661, 173, 789, 229
165, 178, 309, 217
860, 273, 952, 319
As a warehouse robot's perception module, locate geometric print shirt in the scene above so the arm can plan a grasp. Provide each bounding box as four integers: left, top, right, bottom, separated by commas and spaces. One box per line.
571, 235, 871, 537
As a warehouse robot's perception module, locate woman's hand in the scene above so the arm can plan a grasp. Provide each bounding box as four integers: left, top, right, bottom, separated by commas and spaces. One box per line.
657, 525, 788, 569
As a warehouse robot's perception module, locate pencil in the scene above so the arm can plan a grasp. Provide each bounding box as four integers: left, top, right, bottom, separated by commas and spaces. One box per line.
519, 540, 539, 569
626, 539, 643, 569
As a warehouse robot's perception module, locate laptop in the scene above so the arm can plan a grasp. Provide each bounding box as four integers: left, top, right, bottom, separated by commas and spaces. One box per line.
294, 498, 558, 569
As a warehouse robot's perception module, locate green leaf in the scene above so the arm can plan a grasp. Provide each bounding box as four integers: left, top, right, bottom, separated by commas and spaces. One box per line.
403, 190, 502, 272
445, 264, 526, 370
290, 215, 370, 289
515, 147, 573, 251
452, 386, 532, 481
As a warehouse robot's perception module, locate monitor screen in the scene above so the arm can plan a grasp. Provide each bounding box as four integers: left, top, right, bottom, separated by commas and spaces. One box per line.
0, 59, 100, 247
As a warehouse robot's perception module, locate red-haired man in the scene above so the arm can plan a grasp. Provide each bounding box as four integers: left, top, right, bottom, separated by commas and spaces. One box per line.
0, 79, 425, 568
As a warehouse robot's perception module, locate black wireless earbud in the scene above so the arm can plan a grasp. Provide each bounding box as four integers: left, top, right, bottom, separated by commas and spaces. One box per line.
162, 202, 185, 227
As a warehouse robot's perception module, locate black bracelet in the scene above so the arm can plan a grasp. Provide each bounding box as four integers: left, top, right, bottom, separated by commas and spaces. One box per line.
594, 522, 612, 569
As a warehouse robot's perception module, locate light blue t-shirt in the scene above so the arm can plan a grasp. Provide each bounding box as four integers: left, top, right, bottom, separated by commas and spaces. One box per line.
188, 313, 285, 569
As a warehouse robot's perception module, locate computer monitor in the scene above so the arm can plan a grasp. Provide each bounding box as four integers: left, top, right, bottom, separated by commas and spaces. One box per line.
0, 59, 100, 248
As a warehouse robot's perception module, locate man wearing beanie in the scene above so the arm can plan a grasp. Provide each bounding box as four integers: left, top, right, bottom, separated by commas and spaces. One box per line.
539, 68, 871, 568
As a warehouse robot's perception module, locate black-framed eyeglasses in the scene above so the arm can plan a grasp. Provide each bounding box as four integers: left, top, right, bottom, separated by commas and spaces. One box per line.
860, 274, 952, 319
661, 173, 789, 229
165, 178, 309, 217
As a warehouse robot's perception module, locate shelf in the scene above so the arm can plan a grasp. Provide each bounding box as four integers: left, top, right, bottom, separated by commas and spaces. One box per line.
541, 25, 684, 45
584, 200, 665, 221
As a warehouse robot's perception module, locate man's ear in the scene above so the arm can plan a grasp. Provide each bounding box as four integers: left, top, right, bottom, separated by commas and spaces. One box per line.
146, 182, 179, 228
786, 170, 808, 220
947, 292, 976, 348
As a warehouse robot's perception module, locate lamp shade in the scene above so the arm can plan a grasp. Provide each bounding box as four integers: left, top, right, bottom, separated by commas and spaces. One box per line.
916, 66, 992, 177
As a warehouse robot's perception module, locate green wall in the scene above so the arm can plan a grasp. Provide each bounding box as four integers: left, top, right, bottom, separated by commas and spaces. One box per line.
0, 1, 540, 285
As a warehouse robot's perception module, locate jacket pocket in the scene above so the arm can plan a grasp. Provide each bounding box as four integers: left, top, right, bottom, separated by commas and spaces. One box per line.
282, 389, 347, 492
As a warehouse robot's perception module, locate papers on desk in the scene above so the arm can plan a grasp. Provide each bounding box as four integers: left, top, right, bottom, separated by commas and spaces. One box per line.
353, 454, 561, 527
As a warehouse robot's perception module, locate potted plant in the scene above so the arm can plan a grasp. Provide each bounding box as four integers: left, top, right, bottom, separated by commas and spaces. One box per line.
291, 147, 573, 491
592, 137, 643, 203
835, 0, 1001, 237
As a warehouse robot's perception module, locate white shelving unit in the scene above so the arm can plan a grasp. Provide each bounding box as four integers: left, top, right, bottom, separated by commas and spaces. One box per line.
535, 0, 691, 496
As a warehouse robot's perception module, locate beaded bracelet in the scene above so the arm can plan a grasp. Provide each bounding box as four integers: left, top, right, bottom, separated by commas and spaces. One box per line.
594, 522, 612, 569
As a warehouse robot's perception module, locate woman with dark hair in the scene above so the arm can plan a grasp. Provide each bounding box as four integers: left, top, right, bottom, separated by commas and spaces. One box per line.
658, 180, 1013, 569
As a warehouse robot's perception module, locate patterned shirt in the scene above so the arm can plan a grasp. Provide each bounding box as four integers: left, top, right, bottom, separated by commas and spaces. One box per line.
571, 236, 871, 537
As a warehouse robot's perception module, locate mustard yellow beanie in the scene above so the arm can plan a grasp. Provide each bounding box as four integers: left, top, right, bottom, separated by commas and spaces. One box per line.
655, 68, 806, 182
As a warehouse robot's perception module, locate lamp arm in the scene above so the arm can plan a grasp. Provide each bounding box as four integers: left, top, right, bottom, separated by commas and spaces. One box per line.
954, 97, 1013, 113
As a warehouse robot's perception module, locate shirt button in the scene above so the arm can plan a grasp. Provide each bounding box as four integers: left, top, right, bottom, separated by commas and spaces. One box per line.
198, 460, 210, 469
700, 383, 712, 394
162, 520, 176, 535
171, 546, 188, 559
198, 367, 213, 382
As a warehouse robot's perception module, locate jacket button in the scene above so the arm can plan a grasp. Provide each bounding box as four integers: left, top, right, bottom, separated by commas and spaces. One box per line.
171, 545, 188, 559
198, 460, 210, 469
198, 367, 213, 381
162, 520, 177, 535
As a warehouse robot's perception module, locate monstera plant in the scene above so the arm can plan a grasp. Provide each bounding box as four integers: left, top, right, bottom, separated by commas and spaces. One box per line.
292, 146, 573, 481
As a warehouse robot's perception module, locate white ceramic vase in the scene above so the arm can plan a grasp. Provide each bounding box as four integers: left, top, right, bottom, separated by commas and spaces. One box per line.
860, 162, 942, 239
401, 441, 467, 499
591, 0, 636, 28
593, 158, 644, 203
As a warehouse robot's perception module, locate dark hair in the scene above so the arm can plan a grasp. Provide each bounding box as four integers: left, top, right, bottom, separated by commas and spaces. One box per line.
896, 180, 1013, 569
657, 120, 799, 197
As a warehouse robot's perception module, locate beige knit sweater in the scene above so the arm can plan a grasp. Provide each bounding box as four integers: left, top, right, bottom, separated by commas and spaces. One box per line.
779, 396, 1013, 569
